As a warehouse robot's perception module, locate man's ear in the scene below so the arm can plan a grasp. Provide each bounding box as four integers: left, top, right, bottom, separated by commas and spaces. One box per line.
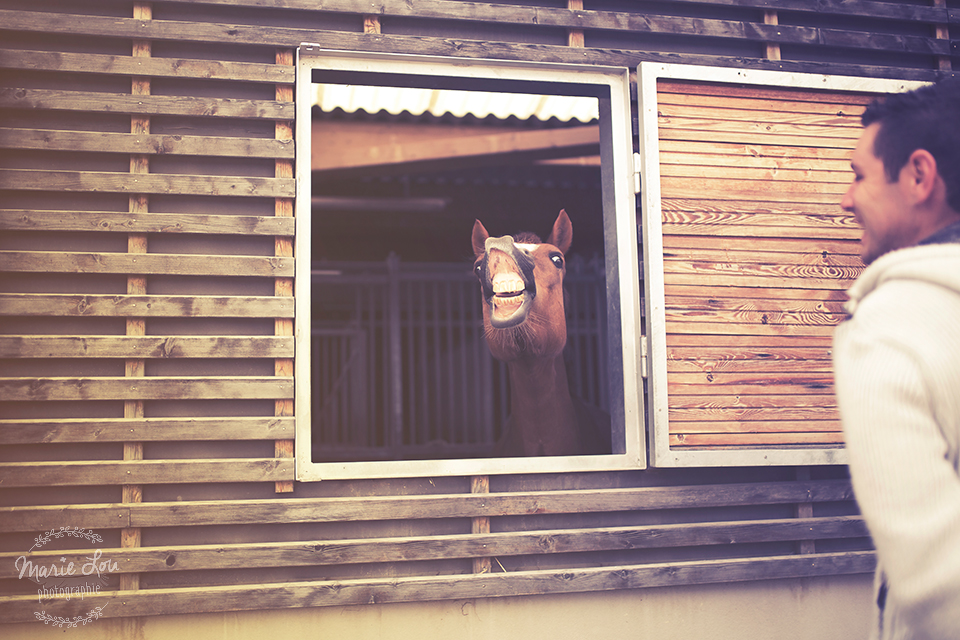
903, 148, 939, 204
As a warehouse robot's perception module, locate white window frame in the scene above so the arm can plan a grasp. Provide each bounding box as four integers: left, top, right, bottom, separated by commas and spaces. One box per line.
637, 61, 926, 468
295, 46, 644, 480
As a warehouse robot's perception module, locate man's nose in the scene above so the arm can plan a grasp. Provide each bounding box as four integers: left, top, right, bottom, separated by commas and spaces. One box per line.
840, 184, 854, 212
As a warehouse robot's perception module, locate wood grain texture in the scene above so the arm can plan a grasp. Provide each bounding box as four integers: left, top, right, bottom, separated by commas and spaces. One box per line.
0, 336, 293, 359
0, 47, 293, 83
0, 210, 295, 235
0, 377, 294, 402
0, 169, 294, 198
0, 552, 875, 622
0, 480, 857, 532
0, 87, 293, 119
0, 417, 295, 444
0, 516, 867, 578
0, 251, 293, 277
0, 458, 295, 488
0, 127, 294, 158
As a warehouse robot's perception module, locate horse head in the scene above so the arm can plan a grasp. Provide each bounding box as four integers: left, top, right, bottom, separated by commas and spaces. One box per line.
471, 210, 573, 363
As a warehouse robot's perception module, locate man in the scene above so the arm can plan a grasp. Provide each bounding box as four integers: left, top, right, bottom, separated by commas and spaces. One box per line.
834, 76, 960, 639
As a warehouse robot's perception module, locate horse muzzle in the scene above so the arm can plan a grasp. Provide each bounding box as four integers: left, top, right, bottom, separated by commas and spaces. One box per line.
478, 235, 537, 329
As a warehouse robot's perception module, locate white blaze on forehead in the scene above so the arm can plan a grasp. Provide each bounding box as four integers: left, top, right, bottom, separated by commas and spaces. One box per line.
515, 242, 539, 252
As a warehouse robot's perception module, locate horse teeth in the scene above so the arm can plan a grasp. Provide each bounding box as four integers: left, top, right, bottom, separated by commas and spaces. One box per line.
492, 273, 523, 294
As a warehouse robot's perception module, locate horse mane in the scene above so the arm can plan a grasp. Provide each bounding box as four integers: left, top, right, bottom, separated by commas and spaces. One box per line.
513, 231, 542, 244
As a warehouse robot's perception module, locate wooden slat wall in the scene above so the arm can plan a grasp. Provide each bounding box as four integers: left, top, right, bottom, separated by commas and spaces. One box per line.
657, 80, 872, 449
0, 478, 872, 621
0, 0, 951, 625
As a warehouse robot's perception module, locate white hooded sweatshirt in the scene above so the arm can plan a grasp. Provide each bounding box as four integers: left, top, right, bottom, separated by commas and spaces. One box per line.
834, 241, 960, 640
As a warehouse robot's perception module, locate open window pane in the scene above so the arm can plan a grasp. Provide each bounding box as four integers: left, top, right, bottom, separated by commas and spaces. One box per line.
637, 62, 926, 467
296, 49, 643, 480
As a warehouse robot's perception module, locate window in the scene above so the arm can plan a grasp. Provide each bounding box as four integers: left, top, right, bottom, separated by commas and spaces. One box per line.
295, 48, 643, 480
637, 62, 926, 467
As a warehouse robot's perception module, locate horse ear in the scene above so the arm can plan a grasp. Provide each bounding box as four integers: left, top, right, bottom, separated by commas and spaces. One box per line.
471, 219, 489, 257
547, 209, 573, 254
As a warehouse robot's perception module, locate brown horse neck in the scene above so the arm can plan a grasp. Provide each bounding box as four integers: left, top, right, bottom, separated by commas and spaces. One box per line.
505, 354, 580, 455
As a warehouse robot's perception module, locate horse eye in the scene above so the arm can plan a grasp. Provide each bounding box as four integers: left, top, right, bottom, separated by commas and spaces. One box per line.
550, 253, 564, 268
474, 262, 483, 278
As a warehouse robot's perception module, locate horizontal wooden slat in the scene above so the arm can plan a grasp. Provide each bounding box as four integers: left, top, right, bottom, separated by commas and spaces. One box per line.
0, 552, 876, 622
661, 116, 860, 143
0, 169, 294, 198
158, 0, 948, 24
669, 395, 839, 423
661, 175, 848, 198
656, 87, 870, 116
672, 420, 842, 434
666, 322, 835, 338
662, 222, 859, 241
660, 193, 844, 210
0, 458, 294, 488
659, 163, 850, 185
0, 14, 944, 82
671, 433, 844, 447
166, 0, 951, 23
668, 377, 834, 396
659, 151, 852, 174
669, 409, 841, 424
669, 360, 833, 375
663, 234, 860, 255
0, 251, 293, 277
660, 127, 858, 152
0, 87, 293, 119
0, 48, 292, 83
657, 102, 862, 129
658, 139, 857, 163
663, 275, 853, 293
0, 210, 295, 235
665, 293, 847, 314
0, 417, 294, 444
0, 376, 293, 402
668, 361, 832, 375
0, 516, 867, 578
661, 208, 858, 233
663, 246, 862, 268
0, 336, 293, 359
666, 308, 845, 330
0, 5, 946, 55
0, 481, 857, 533
0, 294, 294, 318
665, 332, 835, 347
660, 193, 850, 219
0, 128, 294, 159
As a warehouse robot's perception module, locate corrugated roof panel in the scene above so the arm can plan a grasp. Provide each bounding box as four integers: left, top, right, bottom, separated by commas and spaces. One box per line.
314, 84, 598, 122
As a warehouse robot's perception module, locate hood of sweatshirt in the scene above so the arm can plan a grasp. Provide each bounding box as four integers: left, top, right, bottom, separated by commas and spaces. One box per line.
845, 243, 960, 315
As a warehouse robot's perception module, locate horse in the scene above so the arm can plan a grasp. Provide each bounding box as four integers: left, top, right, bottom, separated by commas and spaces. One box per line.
471, 209, 611, 457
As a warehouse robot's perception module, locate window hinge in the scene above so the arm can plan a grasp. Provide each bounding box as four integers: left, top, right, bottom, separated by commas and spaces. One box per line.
633, 152, 642, 196
640, 334, 648, 379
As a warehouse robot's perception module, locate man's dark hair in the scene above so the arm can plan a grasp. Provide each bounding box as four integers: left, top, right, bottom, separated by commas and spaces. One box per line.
861, 76, 960, 213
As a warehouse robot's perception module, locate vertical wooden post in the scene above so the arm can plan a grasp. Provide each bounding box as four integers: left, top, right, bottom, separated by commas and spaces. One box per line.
933, 0, 952, 72
763, 11, 781, 62
364, 15, 381, 35
122, 1, 151, 593
471, 475, 492, 574
274, 48, 295, 493
567, 0, 585, 48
